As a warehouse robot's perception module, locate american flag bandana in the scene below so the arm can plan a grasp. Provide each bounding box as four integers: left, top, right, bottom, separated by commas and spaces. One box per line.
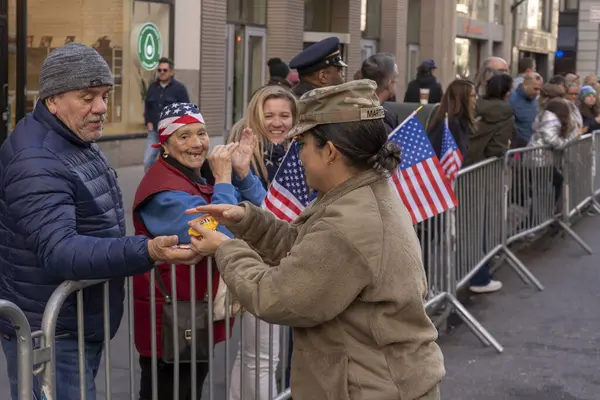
152, 102, 205, 148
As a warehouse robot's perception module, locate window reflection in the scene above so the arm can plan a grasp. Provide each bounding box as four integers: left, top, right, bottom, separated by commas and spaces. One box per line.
227, 0, 267, 25
361, 0, 381, 39
304, 0, 332, 31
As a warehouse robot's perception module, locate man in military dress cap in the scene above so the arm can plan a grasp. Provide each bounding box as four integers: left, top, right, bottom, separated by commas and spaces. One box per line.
289, 36, 347, 98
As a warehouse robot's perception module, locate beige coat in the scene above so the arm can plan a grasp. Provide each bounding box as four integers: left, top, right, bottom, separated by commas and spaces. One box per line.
216, 170, 445, 400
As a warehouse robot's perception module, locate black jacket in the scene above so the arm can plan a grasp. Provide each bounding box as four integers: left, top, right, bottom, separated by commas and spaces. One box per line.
404, 75, 443, 104
292, 81, 316, 99
383, 102, 401, 134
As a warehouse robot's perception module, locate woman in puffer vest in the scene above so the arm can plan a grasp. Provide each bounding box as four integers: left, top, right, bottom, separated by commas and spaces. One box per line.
132, 102, 266, 400
528, 97, 580, 210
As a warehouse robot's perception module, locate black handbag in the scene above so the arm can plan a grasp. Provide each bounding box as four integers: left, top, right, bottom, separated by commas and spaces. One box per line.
155, 273, 210, 364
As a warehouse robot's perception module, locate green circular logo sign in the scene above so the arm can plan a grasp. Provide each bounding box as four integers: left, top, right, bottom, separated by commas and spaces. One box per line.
137, 23, 162, 71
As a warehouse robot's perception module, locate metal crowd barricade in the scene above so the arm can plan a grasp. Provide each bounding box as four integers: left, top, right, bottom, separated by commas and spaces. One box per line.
0, 300, 34, 400
592, 131, 600, 199
33, 259, 290, 400
8, 138, 600, 397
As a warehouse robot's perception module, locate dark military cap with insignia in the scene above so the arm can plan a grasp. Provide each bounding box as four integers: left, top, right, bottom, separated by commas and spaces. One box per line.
289, 36, 348, 76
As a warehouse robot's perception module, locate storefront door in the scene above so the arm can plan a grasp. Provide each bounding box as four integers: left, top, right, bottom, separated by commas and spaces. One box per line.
0, 0, 7, 144
225, 25, 267, 132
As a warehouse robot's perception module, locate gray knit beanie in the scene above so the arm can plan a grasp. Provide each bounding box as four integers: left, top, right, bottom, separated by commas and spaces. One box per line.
39, 42, 114, 100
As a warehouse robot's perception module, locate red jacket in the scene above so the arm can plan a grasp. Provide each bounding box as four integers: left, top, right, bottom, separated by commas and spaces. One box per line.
132, 159, 231, 357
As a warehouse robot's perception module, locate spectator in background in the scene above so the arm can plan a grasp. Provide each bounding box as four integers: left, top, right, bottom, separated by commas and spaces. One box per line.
287, 71, 299, 86
509, 72, 543, 148
427, 79, 476, 160
144, 57, 190, 173
583, 74, 598, 88
512, 57, 536, 91
565, 73, 580, 86
579, 85, 600, 133
466, 74, 515, 294
404, 59, 443, 104
474, 57, 509, 96
566, 82, 580, 103
529, 98, 579, 208
358, 53, 400, 132
564, 82, 584, 132
466, 74, 515, 166
549, 75, 566, 90
267, 57, 293, 89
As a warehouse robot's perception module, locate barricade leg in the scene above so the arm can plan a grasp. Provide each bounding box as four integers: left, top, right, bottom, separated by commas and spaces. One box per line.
446, 294, 504, 353
556, 220, 593, 254
0, 300, 34, 400
590, 198, 600, 214
503, 248, 545, 291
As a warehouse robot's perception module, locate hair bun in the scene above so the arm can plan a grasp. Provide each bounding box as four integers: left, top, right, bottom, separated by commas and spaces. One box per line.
369, 141, 402, 175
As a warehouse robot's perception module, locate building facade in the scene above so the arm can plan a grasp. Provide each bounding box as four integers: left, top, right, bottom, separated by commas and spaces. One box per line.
574, 0, 600, 78
554, 0, 578, 75
454, 0, 511, 80
0, 0, 561, 156
512, 0, 560, 79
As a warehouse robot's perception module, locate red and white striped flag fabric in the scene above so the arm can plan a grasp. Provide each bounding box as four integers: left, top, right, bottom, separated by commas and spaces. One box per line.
388, 115, 458, 224
439, 115, 463, 186
261, 140, 312, 222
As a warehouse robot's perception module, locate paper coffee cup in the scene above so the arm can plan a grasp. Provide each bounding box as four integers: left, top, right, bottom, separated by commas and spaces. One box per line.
419, 88, 430, 105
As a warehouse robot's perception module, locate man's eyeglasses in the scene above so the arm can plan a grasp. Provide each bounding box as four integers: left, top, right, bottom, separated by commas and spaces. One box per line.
158, 68, 169, 73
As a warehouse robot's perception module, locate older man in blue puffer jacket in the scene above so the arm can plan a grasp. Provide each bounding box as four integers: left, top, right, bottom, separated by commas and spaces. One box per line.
0, 42, 203, 400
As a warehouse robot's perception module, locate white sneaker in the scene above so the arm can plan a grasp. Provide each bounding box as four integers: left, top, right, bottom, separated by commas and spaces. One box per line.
469, 280, 503, 294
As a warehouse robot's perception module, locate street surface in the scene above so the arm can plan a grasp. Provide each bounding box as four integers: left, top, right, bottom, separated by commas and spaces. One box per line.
0, 164, 599, 399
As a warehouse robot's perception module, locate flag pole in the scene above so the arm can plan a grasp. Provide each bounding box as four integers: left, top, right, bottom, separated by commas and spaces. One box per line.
388, 105, 424, 139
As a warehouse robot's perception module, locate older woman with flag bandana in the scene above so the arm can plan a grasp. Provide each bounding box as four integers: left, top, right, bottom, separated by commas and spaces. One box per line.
132, 103, 266, 400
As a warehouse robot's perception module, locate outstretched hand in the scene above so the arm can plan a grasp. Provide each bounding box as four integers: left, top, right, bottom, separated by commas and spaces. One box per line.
148, 236, 205, 265
188, 222, 231, 256
185, 204, 246, 225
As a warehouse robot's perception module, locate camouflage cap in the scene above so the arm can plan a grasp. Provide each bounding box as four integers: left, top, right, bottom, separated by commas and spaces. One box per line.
286, 79, 385, 140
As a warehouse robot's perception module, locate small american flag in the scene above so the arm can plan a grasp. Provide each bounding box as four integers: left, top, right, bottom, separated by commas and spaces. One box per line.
389, 115, 458, 224
262, 140, 312, 222
439, 115, 463, 185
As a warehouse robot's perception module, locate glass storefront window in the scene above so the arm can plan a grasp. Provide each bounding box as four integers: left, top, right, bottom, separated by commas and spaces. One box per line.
455, 38, 471, 79
7, 0, 172, 134
232, 26, 245, 125
455, 38, 479, 80
131, 1, 172, 129
227, 0, 267, 26
361, 0, 381, 39
523, 0, 551, 31
456, 0, 488, 21
304, 0, 332, 31
493, 0, 503, 24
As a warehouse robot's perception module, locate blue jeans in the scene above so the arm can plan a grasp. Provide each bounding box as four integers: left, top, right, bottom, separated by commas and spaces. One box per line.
1, 334, 103, 400
470, 211, 491, 287
144, 130, 160, 173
